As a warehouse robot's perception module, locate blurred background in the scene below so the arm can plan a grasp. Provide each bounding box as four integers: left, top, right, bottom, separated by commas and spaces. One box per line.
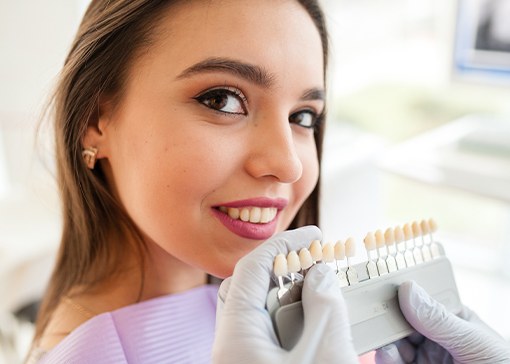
1, 0, 509, 362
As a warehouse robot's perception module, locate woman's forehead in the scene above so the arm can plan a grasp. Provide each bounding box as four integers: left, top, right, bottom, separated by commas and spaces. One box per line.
132, 0, 324, 87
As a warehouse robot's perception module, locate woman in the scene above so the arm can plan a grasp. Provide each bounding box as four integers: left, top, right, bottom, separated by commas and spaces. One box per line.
29, 0, 509, 363
30, 0, 332, 361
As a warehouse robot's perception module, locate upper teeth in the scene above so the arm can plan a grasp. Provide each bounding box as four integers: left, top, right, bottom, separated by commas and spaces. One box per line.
218, 206, 278, 224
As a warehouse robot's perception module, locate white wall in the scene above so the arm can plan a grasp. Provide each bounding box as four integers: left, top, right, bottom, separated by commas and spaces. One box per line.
0, 0, 83, 193
0, 0, 85, 313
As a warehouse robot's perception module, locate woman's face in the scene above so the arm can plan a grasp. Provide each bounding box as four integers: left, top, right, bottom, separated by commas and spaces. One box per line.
93, 0, 324, 278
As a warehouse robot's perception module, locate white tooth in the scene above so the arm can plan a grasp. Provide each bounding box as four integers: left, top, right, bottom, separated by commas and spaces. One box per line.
334, 240, 345, 260
411, 221, 422, 238
287, 251, 301, 273
345, 237, 356, 258
403, 223, 412, 240
322, 242, 334, 263
299, 248, 313, 270
309, 240, 323, 261
260, 208, 271, 223
240, 208, 250, 222
384, 227, 395, 245
274, 254, 288, 277
227, 208, 240, 219
226, 206, 278, 224
428, 218, 438, 233
375, 229, 385, 248
364, 232, 376, 251
249, 207, 261, 223
394, 226, 404, 243
420, 220, 430, 234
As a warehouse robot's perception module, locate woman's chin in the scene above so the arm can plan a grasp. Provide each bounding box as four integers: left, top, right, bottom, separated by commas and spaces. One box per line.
207, 263, 236, 279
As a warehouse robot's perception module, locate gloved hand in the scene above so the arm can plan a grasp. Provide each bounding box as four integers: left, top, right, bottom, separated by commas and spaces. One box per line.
212, 226, 359, 364
375, 281, 510, 364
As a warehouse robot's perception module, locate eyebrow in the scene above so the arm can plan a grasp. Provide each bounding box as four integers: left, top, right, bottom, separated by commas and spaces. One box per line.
176, 57, 325, 102
176, 57, 276, 88
301, 88, 325, 102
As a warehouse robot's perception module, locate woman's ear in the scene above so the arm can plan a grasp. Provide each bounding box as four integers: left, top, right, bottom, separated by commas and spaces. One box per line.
82, 95, 116, 162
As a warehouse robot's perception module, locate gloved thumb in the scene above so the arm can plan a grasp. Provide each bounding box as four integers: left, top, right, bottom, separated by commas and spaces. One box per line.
296, 264, 358, 363
398, 281, 483, 355
217, 277, 231, 305
216, 277, 231, 320
301, 264, 350, 332
374, 344, 406, 364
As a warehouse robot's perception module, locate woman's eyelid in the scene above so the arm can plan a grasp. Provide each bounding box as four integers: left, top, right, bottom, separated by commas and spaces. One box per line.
293, 98, 325, 115
196, 85, 248, 103
293, 107, 322, 120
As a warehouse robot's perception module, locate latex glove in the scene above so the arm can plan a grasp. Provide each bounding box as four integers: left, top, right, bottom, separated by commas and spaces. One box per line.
212, 226, 358, 364
375, 281, 510, 364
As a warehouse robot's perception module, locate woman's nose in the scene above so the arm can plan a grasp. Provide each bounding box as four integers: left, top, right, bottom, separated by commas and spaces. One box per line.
244, 117, 303, 183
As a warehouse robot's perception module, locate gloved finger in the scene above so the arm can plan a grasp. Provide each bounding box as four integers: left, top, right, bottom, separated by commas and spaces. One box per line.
217, 277, 231, 304
227, 226, 322, 308
375, 344, 406, 364
297, 264, 358, 362
215, 277, 231, 319
214, 275, 281, 358
457, 305, 505, 340
406, 332, 425, 346
398, 281, 483, 355
394, 339, 415, 363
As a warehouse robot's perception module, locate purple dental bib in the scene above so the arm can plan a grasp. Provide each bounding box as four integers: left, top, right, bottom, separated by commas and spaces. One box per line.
39, 285, 218, 364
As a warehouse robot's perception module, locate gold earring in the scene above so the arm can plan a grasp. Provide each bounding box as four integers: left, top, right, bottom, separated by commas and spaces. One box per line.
82, 147, 98, 169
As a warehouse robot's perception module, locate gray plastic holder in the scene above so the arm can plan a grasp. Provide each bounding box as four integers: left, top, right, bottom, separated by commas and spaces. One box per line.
266, 251, 462, 355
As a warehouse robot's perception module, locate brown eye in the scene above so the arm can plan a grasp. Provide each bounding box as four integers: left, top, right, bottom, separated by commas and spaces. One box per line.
208, 94, 228, 109
289, 110, 319, 129
195, 88, 247, 115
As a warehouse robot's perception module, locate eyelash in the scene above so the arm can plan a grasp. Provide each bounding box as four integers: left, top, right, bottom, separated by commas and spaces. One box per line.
194, 86, 323, 130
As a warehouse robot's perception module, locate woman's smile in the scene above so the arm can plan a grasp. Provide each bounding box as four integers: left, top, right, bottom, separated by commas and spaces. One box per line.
212, 197, 288, 239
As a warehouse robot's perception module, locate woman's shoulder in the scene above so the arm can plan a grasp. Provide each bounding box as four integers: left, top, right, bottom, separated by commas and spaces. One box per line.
36, 285, 219, 363
37, 297, 94, 352
25, 347, 47, 364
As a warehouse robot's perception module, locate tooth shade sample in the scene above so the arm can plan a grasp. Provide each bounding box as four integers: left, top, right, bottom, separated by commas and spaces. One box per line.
309, 240, 323, 261
375, 230, 385, 248
420, 219, 430, 234
299, 248, 313, 270
322, 243, 334, 262
363, 232, 376, 251
428, 218, 438, 233
287, 251, 301, 273
403, 223, 413, 240
411, 221, 422, 237
345, 237, 356, 258
274, 254, 288, 277
384, 227, 395, 245
394, 226, 404, 243
334, 240, 345, 260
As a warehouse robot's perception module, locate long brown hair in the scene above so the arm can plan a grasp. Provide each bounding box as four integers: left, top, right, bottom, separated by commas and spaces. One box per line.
34, 0, 329, 343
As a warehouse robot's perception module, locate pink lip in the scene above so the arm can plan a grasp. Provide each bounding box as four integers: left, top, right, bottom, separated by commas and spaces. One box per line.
212, 197, 288, 240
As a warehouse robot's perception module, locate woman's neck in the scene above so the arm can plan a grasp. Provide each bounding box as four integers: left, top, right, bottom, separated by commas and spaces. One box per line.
69, 235, 208, 313
139, 238, 208, 300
